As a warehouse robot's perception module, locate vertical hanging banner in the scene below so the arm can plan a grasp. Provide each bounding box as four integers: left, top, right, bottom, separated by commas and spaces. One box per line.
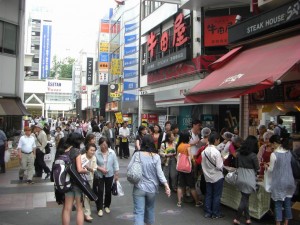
41, 23, 52, 79
86, 57, 93, 85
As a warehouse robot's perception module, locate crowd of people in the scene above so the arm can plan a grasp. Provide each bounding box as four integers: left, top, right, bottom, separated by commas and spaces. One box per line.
1, 116, 299, 225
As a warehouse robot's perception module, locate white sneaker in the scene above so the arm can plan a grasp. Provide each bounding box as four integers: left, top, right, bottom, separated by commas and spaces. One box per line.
98, 210, 103, 217
105, 207, 110, 214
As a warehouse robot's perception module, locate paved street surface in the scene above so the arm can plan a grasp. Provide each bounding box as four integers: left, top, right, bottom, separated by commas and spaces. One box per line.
0, 145, 298, 225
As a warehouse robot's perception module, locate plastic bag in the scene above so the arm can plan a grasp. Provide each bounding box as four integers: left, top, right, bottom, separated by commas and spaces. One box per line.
263, 169, 271, 193
4, 150, 10, 163
117, 181, 124, 197
225, 170, 238, 185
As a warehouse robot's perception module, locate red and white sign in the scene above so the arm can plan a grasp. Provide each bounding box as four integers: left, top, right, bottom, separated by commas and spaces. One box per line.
147, 13, 189, 58
204, 15, 236, 47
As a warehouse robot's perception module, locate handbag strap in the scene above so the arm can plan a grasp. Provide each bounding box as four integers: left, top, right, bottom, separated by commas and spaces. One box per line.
204, 150, 216, 167
204, 150, 224, 172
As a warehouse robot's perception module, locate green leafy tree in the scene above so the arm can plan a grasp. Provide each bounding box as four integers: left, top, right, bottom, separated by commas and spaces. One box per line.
50, 56, 75, 79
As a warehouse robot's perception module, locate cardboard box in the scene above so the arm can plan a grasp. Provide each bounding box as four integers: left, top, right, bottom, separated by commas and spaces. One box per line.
292, 201, 300, 221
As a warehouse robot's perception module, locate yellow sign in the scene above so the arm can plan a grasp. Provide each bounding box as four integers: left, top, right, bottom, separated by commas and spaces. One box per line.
109, 83, 122, 98
111, 59, 122, 75
99, 42, 109, 52
115, 112, 123, 124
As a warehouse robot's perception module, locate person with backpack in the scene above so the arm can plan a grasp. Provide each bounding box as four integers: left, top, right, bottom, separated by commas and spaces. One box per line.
274, 118, 289, 139
58, 133, 88, 225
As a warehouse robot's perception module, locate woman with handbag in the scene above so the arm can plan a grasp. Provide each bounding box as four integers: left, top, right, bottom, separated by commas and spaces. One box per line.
61, 132, 88, 225
81, 143, 97, 223
176, 130, 201, 208
94, 137, 119, 217
128, 134, 171, 225
233, 136, 260, 225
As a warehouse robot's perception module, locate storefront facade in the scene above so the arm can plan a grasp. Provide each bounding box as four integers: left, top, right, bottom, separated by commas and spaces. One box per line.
185, 0, 300, 138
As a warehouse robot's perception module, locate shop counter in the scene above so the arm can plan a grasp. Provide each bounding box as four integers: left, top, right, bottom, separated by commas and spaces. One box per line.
221, 181, 271, 219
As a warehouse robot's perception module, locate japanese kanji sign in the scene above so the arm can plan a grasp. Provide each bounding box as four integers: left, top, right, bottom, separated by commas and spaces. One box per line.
204, 15, 236, 47
147, 13, 189, 58
111, 59, 122, 75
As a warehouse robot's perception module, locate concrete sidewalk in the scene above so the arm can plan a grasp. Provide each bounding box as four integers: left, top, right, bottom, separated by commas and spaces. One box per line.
0, 145, 297, 225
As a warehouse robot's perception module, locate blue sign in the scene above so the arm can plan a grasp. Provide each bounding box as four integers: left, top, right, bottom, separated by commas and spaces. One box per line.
125, 23, 137, 33
124, 70, 137, 78
41, 25, 52, 79
99, 52, 109, 62
109, 53, 120, 61
125, 34, 137, 44
123, 82, 137, 90
124, 58, 138, 67
124, 46, 137, 56
123, 93, 137, 101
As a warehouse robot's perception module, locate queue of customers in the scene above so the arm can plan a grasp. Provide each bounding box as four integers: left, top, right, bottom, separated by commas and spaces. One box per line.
134, 119, 298, 225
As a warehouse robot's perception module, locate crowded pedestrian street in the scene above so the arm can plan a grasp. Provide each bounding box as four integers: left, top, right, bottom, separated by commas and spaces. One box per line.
0, 144, 297, 225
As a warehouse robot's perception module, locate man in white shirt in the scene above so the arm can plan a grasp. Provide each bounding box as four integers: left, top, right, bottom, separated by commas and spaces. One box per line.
118, 121, 130, 158
189, 119, 202, 156
18, 126, 36, 184
201, 132, 224, 219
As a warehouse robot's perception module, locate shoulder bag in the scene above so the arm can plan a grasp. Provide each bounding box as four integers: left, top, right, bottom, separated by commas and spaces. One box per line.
176, 153, 192, 173
127, 151, 142, 184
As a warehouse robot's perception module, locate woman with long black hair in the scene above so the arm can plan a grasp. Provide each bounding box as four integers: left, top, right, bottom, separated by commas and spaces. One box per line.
60, 132, 88, 225
233, 135, 259, 225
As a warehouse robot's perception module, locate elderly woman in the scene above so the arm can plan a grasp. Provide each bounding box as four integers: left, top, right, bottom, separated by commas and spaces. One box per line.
268, 135, 296, 225
94, 137, 119, 217
224, 135, 243, 167
257, 131, 274, 177
257, 125, 267, 149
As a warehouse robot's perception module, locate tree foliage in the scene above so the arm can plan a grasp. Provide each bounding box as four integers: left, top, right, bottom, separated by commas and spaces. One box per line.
50, 56, 76, 79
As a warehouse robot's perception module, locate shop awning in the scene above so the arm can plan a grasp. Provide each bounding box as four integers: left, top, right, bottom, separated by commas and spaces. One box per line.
0, 98, 30, 116
185, 35, 300, 103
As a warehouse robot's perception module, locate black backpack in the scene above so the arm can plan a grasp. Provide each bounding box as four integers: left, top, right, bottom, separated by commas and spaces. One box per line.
52, 153, 72, 194
279, 126, 290, 139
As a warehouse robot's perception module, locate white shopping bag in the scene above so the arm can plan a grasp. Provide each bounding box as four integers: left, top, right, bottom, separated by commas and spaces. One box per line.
263, 169, 271, 193
4, 150, 10, 163
117, 181, 124, 197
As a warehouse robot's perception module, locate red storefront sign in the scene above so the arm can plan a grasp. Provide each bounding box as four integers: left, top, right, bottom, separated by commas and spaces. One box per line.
147, 13, 189, 58
204, 15, 236, 47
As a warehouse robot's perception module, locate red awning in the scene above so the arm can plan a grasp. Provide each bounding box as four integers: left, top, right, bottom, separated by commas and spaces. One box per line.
185, 35, 300, 103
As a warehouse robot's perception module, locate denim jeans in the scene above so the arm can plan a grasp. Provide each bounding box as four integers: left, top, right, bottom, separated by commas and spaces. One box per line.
274, 198, 293, 222
133, 187, 156, 225
204, 178, 224, 217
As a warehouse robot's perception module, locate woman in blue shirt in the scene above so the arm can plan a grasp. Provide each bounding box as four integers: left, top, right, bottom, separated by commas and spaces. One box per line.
94, 137, 119, 217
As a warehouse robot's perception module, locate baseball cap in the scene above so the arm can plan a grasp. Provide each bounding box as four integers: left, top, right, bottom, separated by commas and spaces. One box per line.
35, 124, 44, 129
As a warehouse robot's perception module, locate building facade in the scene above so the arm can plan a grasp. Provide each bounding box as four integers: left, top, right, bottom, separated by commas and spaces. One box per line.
0, 0, 28, 135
